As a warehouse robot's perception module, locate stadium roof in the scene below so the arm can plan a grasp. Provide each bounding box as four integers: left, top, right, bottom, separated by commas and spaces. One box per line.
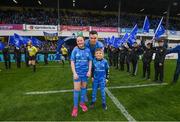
1, 0, 180, 17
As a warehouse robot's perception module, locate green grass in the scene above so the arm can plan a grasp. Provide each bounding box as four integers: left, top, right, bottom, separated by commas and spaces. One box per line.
0, 60, 179, 121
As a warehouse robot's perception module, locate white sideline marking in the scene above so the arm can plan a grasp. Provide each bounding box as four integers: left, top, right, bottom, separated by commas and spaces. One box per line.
38, 66, 63, 68
105, 88, 136, 122
25, 83, 168, 95
108, 83, 168, 89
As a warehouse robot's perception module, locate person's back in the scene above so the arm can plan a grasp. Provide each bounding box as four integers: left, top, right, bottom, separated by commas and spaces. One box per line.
154, 46, 166, 63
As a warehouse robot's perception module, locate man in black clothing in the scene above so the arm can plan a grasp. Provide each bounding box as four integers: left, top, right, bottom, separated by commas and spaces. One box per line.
153, 39, 167, 83
14, 47, 21, 68
124, 44, 131, 73
107, 46, 113, 66
142, 40, 154, 80
112, 47, 119, 69
119, 46, 126, 71
2, 43, 11, 69
43, 45, 49, 65
23, 45, 29, 67
130, 42, 143, 76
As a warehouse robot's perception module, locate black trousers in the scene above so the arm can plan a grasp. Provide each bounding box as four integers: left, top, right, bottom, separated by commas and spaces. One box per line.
25, 55, 29, 67
132, 59, 138, 76
16, 57, 21, 68
113, 56, 118, 68
143, 61, 151, 79
44, 54, 48, 64
119, 58, 125, 71
173, 62, 180, 83
4, 59, 11, 69
108, 55, 113, 66
126, 58, 130, 72
154, 62, 164, 82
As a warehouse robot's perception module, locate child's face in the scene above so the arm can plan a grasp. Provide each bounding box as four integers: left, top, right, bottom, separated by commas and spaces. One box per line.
146, 43, 151, 49
95, 50, 104, 60
76, 37, 85, 48
158, 41, 164, 47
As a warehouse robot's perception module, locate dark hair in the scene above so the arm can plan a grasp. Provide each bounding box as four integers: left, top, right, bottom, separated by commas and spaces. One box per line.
95, 48, 103, 53
89, 30, 98, 35
77, 35, 85, 40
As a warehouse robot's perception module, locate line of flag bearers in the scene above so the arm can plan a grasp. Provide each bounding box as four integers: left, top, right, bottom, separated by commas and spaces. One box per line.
0, 40, 38, 72
107, 38, 167, 83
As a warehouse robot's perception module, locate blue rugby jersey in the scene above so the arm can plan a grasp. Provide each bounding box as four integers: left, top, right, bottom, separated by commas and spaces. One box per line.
92, 58, 109, 80
85, 39, 104, 58
71, 46, 92, 76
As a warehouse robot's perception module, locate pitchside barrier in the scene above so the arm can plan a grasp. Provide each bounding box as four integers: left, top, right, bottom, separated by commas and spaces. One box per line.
0, 53, 177, 62
0, 53, 63, 62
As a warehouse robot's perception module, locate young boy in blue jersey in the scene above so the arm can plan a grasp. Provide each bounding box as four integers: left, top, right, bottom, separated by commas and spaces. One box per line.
90, 48, 109, 110
70, 36, 92, 117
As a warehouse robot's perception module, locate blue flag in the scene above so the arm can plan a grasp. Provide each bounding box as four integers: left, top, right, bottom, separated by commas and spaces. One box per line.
107, 37, 111, 46
22, 37, 30, 45
14, 33, 26, 47
0, 42, 5, 50
56, 39, 65, 52
110, 36, 116, 46
154, 17, 165, 39
113, 38, 121, 48
14, 33, 24, 42
31, 37, 42, 47
14, 37, 22, 48
142, 16, 150, 33
9, 34, 29, 47
128, 24, 138, 45
104, 38, 108, 46
120, 33, 129, 44
9, 36, 15, 46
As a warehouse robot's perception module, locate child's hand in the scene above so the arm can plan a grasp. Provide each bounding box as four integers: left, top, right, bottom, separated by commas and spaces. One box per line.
73, 73, 78, 80
86, 71, 91, 77
92, 78, 94, 82
106, 79, 109, 84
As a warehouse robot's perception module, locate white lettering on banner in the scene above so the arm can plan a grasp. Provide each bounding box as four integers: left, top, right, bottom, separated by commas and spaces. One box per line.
26, 25, 58, 31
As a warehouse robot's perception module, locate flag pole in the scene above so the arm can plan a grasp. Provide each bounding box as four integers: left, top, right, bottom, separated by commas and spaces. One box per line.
118, 0, 121, 37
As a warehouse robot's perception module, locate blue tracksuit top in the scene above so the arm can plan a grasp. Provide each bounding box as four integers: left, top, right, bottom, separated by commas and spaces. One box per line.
166, 45, 180, 63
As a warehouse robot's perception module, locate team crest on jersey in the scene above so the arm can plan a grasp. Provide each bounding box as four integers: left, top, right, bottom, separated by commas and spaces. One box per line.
76, 53, 80, 57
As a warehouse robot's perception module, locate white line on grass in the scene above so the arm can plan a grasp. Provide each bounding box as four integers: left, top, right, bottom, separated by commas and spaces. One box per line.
38, 66, 63, 68
25, 83, 168, 95
108, 83, 168, 89
105, 88, 136, 122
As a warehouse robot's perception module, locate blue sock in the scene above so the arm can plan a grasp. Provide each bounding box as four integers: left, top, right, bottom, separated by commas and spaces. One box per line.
73, 90, 80, 108
80, 88, 87, 103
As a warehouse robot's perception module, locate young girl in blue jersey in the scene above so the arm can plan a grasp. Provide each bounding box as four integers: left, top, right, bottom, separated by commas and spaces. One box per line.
90, 48, 109, 110
70, 36, 92, 117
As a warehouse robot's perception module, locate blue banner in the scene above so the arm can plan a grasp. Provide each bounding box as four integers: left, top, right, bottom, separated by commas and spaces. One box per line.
0, 53, 62, 62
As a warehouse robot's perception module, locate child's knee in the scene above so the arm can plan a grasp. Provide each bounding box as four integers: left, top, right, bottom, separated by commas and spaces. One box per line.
81, 82, 87, 88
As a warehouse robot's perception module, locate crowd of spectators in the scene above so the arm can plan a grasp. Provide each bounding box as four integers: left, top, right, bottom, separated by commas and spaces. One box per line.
0, 8, 180, 30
